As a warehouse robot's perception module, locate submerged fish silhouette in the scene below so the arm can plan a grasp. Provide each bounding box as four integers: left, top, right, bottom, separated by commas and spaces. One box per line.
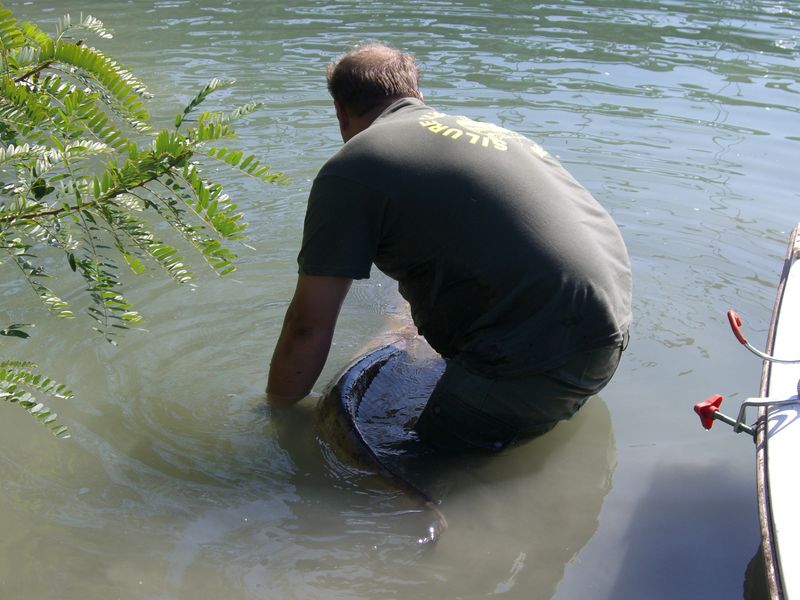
315, 336, 448, 544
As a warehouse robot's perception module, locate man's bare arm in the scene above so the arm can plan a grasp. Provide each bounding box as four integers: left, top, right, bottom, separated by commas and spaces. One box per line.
267, 274, 352, 408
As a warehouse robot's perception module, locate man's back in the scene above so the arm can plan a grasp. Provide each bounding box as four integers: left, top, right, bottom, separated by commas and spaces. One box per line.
299, 98, 632, 376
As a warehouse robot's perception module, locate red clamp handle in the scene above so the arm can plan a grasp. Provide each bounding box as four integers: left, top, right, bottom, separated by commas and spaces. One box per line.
694, 394, 724, 430
727, 310, 747, 345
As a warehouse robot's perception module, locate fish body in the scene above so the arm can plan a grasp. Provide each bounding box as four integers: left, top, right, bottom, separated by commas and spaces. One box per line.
315, 336, 448, 544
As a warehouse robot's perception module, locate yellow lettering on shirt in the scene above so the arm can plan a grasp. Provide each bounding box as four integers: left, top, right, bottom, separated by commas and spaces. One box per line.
417, 112, 548, 157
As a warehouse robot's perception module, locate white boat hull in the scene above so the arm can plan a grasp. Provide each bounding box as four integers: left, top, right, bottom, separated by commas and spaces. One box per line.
758, 224, 800, 600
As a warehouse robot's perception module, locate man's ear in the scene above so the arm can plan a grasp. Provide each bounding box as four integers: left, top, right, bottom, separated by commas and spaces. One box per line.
334, 101, 350, 133
334, 101, 352, 142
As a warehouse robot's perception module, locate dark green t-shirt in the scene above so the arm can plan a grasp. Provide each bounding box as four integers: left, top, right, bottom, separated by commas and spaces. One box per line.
299, 98, 632, 376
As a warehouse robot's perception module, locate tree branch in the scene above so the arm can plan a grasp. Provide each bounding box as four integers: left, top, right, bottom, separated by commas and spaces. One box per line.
0, 148, 193, 224
14, 60, 54, 83
13, 41, 83, 83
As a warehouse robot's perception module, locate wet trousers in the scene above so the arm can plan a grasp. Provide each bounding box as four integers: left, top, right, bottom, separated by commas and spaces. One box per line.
414, 340, 626, 452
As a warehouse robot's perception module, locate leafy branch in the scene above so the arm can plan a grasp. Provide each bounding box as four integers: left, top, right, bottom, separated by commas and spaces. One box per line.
1, 6, 283, 436
0, 359, 72, 438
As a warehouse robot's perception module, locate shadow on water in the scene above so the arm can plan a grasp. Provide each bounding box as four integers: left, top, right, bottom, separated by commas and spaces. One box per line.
744, 544, 771, 600
553, 450, 765, 600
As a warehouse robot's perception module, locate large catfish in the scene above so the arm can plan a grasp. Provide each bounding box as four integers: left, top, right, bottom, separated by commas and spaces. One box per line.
314, 331, 448, 545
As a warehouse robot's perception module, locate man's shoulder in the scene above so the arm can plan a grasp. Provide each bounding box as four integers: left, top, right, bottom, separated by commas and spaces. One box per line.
316, 114, 415, 178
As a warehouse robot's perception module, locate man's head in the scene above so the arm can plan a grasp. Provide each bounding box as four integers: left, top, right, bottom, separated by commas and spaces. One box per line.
326, 43, 421, 120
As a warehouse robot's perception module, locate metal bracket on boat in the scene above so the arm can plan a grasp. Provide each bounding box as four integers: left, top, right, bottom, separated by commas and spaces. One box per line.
727, 310, 800, 364
694, 393, 800, 441
694, 394, 756, 439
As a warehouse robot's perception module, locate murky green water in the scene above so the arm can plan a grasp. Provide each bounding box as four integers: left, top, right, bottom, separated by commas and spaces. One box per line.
2, 1, 799, 598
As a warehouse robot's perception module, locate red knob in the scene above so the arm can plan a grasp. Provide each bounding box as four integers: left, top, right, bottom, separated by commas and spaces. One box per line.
694, 394, 724, 430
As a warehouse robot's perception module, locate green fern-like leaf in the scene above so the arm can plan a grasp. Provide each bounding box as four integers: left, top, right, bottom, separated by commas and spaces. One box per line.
55, 13, 113, 42
69, 211, 141, 342
192, 101, 263, 129
0, 6, 25, 52
0, 77, 53, 142
206, 146, 286, 184
7, 246, 75, 318
174, 78, 234, 128
0, 360, 71, 438
94, 196, 193, 283
39, 74, 131, 151
181, 162, 247, 240
0, 142, 46, 164
18, 19, 52, 49
38, 40, 151, 129
145, 180, 239, 276
221, 100, 263, 123
0, 140, 109, 187
185, 120, 237, 144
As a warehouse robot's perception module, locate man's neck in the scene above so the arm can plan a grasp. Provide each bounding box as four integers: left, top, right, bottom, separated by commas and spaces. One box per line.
338, 96, 417, 142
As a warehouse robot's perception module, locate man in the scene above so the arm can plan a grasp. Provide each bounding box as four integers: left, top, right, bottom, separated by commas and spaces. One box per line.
267, 43, 632, 452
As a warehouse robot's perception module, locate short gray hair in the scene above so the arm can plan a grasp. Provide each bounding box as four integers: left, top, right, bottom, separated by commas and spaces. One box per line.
326, 43, 420, 116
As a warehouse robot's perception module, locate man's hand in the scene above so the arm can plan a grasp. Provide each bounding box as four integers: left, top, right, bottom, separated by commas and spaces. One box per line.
266, 274, 352, 408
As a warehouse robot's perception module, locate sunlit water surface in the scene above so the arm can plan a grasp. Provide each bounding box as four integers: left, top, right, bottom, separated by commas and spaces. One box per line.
2, 1, 799, 598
